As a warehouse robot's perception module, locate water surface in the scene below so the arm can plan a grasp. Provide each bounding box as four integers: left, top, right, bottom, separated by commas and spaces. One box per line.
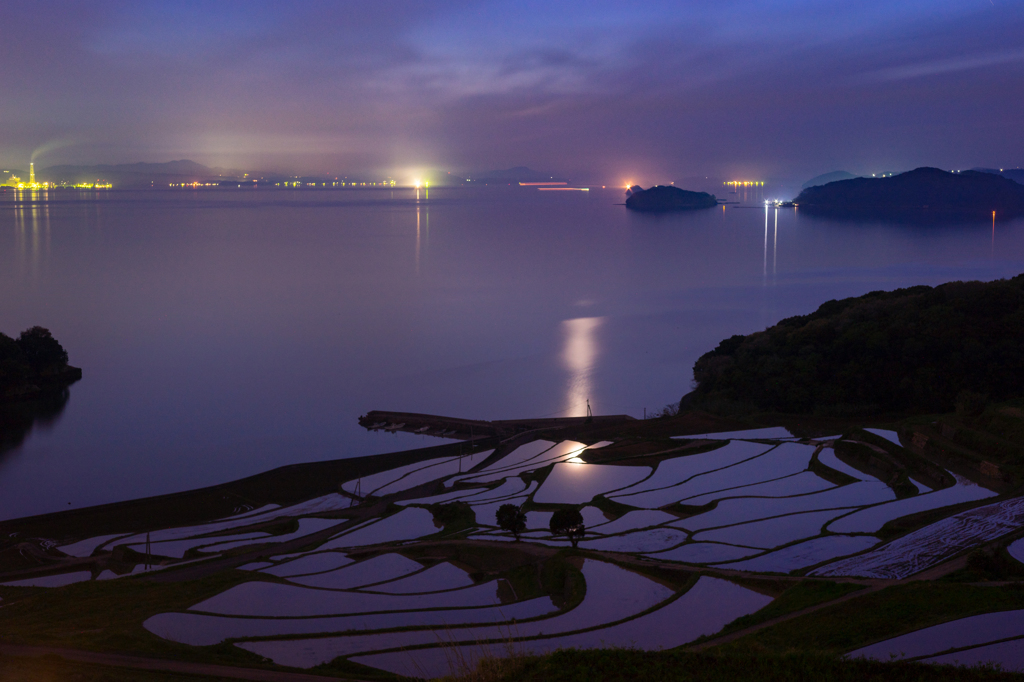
2, 187, 1022, 519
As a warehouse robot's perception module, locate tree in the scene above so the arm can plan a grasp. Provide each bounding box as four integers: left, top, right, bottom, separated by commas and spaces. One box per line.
0, 332, 29, 383
549, 508, 585, 548
16, 327, 69, 375
495, 503, 527, 541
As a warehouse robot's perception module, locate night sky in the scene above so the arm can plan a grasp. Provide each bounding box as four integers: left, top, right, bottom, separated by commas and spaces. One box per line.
3, 1, 1023, 183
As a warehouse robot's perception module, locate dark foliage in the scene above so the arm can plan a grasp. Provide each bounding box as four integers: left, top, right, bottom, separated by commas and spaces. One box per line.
625, 185, 718, 212
794, 167, 1024, 217
495, 503, 527, 540
1, 327, 76, 402
549, 508, 585, 547
431, 501, 474, 531
0, 332, 28, 385
961, 546, 1024, 581
690, 275, 1024, 415
507, 649, 1020, 682
17, 326, 69, 374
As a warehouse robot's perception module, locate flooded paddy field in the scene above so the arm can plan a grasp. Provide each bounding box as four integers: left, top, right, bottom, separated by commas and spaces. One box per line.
4, 417, 1024, 678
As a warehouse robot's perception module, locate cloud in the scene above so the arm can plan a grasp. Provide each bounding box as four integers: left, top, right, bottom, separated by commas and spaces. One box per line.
859, 49, 1024, 82
1, 0, 1023, 177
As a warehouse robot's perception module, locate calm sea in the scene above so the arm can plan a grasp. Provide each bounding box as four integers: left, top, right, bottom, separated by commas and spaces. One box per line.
1, 186, 1021, 520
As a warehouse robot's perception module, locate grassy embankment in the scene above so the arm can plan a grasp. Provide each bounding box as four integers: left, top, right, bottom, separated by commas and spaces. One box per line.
443, 649, 1023, 682
719, 582, 1024, 655
0, 654, 239, 682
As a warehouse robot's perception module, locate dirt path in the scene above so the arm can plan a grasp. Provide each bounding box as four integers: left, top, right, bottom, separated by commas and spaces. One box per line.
0, 643, 363, 681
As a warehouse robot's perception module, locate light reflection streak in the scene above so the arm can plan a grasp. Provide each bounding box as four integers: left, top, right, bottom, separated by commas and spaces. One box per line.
9, 190, 52, 281
763, 206, 768, 285
32, 204, 40, 272
561, 317, 604, 417
15, 201, 26, 266
773, 207, 778, 282
415, 207, 421, 276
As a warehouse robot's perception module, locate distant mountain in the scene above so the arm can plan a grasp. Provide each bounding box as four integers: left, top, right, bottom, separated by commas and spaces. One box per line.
39, 160, 246, 188
794, 167, 1024, 218
801, 171, 858, 189
972, 168, 1024, 185
625, 185, 718, 212
471, 166, 568, 184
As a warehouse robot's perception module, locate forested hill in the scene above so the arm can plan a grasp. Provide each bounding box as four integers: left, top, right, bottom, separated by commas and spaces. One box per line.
793, 167, 1024, 217
625, 185, 718, 212
688, 275, 1024, 415
0, 327, 80, 401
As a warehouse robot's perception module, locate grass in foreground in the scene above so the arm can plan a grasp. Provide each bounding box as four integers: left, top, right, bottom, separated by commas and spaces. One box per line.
692, 580, 865, 643
0, 572, 269, 669
0, 653, 235, 682
719, 582, 1024, 655
440, 649, 1023, 682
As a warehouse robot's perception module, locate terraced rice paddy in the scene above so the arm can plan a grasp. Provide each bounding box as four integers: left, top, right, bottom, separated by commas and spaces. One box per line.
348, 576, 774, 678
848, 609, 1024, 671
38, 428, 1024, 676
232, 559, 736, 670
815, 496, 1024, 579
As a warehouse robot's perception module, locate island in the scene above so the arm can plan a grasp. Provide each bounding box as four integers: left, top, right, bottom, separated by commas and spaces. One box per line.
0, 327, 81, 455
794, 166, 1024, 218
625, 185, 718, 212
0, 327, 81, 403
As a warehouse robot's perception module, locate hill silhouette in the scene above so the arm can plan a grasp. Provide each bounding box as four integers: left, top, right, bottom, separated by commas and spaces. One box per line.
972, 167, 1024, 185
687, 275, 1024, 416
801, 171, 858, 189
625, 185, 718, 212
794, 167, 1024, 218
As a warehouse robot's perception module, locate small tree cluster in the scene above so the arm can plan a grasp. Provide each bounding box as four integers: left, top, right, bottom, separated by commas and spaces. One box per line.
432, 501, 473, 530
652, 401, 681, 419
496, 503, 527, 541
549, 508, 585, 548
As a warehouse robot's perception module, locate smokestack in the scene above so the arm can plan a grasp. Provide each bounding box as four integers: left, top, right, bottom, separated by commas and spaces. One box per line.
29, 163, 35, 185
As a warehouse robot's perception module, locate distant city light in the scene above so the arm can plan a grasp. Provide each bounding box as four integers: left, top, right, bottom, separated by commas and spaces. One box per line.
725, 181, 764, 186
2, 160, 111, 189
